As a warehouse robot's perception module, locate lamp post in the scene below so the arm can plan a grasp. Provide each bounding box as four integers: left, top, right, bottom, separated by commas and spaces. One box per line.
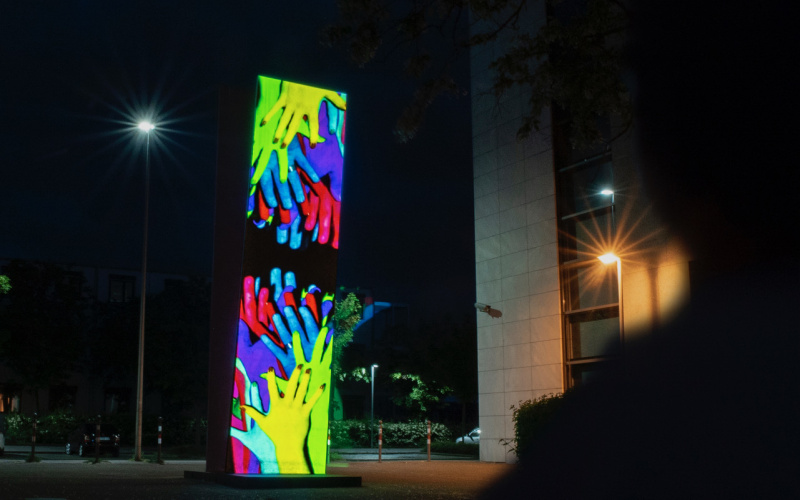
370, 363, 378, 448
598, 253, 624, 351
135, 120, 154, 461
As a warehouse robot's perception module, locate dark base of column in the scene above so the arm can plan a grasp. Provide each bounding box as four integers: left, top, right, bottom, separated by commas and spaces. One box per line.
184, 470, 362, 489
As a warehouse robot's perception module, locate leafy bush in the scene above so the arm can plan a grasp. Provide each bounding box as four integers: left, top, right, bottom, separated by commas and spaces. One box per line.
330, 419, 367, 448
2, 410, 206, 447
3, 413, 33, 444
329, 419, 451, 448
36, 408, 81, 444
510, 392, 567, 461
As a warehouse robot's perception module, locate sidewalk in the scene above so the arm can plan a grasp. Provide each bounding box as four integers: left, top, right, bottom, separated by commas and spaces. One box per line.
0, 453, 515, 499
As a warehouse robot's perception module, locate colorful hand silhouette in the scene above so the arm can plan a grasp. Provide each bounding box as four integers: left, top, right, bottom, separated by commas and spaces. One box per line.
242, 364, 326, 474
262, 80, 346, 149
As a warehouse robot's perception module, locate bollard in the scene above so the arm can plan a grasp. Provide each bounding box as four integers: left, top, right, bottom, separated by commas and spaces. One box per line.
326, 427, 331, 465
31, 412, 37, 460
157, 417, 163, 464
95, 415, 101, 462
378, 420, 383, 463
427, 420, 431, 462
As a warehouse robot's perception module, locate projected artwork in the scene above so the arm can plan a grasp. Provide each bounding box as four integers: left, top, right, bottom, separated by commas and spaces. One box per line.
229, 76, 346, 474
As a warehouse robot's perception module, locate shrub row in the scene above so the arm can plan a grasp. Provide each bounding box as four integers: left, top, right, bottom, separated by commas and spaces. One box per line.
2, 409, 206, 447
329, 419, 451, 448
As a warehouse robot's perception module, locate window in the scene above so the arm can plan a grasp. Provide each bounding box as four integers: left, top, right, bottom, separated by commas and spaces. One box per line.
556, 150, 621, 388
104, 388, 131, 414
49, 385, 77, 411
109, 275, 136, 302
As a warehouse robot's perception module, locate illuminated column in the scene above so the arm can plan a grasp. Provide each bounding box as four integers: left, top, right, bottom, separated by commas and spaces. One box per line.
225, 77, 347, 475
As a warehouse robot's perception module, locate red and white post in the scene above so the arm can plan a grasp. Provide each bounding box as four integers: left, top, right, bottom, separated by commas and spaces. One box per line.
157, 416, 163, 464
427, 420, 431, 462
378, 420, 383, 463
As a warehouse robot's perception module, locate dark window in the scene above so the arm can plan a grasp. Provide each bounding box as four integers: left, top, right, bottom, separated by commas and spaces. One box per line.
163, 279, 185, 292
109, 275, 135, 302
49, 385, 77, 411
104, 388, 131, 414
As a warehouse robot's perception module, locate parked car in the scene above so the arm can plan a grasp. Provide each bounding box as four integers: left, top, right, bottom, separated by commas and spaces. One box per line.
65, 423, 121, 457
455, 427, 481, 444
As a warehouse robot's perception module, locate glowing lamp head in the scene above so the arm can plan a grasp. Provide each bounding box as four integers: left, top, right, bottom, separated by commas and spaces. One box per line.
598, 253, 619, 265
137, 121, 155, 132
600, 189, 614, 196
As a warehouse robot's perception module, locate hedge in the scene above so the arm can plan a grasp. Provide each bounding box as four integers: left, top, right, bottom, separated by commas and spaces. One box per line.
2, 410, 206, 447
329, 419, 451, 448
510, 392, 567, 461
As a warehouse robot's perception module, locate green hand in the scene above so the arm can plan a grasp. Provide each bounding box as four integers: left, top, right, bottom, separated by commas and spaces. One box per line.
252, 78, 290, 185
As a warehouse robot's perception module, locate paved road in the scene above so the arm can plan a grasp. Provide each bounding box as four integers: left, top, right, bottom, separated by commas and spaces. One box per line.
0, 446, 514, 499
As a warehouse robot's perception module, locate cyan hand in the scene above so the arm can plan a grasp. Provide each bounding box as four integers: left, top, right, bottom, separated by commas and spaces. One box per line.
230, 378, 279, 474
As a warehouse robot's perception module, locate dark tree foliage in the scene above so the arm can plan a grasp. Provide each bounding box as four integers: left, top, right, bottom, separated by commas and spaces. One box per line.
321, 0, 630, 147
0, 260, 90, 412
371, 314, 477, 425
143, 277, 211, 417
87, 298, 139, 383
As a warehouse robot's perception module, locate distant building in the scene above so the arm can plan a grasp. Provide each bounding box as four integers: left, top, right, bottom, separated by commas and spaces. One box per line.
471, 5, 691, 462
0, 257, 199, 416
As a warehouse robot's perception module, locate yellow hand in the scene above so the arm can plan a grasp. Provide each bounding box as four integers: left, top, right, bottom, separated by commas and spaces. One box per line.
262, 81, 347, 149
242, 365, 325, 474
274, 329, 333, 473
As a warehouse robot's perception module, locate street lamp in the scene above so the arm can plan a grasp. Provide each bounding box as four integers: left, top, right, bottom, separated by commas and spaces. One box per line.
135, 120, 154, 461
598, 253, 624, 352
370, 363, 378, 448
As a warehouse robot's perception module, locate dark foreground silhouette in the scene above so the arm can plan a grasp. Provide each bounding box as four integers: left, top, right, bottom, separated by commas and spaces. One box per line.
485, 1, 800, 498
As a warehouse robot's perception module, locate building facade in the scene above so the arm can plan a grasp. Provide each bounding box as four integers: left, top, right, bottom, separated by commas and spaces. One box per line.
471, 3, 692, 463
0, 258, 200, 416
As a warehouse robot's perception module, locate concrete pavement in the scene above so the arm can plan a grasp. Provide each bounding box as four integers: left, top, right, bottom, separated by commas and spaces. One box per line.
0, 445, 514, 499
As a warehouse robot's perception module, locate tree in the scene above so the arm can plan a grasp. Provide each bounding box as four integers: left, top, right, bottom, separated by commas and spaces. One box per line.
332, 292, 363, 378
0, 261, 90, 412
329, 292, 362, 419
0, 275, 10, 295
322, 0, 630, 148
389, 372, 451, 419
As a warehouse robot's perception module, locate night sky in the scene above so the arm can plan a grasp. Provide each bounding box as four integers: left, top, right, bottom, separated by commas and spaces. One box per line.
0, 1, 476, 323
